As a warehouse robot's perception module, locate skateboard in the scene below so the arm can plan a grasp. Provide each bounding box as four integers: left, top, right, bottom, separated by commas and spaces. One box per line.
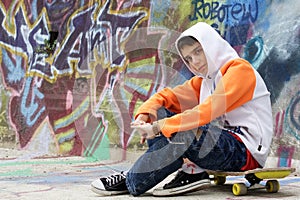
207, 167, 296, 196
152, 167, 295, 197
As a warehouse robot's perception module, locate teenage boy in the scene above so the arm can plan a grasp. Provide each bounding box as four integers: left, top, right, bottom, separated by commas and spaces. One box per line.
91, 22, 273, 196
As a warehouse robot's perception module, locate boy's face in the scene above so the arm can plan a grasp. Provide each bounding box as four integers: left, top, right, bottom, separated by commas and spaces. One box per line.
180, 42, 208, 76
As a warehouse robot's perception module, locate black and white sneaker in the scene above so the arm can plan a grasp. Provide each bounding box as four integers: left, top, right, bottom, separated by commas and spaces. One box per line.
153, 170, 211, 196
91, 171, 129, 196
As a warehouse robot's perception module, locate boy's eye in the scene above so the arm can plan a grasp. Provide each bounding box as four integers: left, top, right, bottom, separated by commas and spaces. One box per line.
195, 47, 203, 54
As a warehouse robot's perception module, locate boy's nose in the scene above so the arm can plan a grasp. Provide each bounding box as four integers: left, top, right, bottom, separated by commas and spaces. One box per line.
191, 56, 201, 66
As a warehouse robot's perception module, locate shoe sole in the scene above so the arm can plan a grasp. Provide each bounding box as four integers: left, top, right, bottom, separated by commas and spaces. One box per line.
91, 186, 129, 196
152, 179, 211, 196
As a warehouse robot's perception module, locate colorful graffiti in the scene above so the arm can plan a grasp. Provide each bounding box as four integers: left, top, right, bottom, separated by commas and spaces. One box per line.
0, 0, 299, 166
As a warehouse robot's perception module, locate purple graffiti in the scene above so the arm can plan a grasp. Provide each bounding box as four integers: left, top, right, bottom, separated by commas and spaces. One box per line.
0, 0, 147, 81
0, 6, 28, 53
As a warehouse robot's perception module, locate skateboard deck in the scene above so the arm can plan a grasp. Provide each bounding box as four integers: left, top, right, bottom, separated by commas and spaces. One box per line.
152, 167, 295, 196
207, 167, 296, 196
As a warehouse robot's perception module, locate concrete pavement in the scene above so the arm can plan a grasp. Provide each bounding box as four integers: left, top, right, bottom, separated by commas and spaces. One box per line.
0, 148, 299, 200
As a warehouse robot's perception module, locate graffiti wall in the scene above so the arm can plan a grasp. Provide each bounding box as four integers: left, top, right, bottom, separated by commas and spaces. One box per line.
0, 0, 299, 166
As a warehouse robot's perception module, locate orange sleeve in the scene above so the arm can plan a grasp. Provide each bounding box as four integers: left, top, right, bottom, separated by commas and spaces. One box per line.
135, 76, 202, 121
159, 59, 256, 137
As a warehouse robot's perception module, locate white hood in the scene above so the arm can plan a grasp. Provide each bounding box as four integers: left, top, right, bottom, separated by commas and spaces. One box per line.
175, 22, 239, 78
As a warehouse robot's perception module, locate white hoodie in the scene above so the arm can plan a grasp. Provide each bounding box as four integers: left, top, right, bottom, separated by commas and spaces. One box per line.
136, 22, 273, 167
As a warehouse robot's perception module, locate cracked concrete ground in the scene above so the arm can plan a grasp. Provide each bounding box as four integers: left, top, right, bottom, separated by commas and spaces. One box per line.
0, 148, 299, 200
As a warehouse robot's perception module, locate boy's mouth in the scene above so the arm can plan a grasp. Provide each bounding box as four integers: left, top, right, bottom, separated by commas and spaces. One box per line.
196, 65, 205, 72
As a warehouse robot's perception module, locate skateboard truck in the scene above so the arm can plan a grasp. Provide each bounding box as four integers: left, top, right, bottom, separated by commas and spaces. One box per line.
208, 167, 295, 196
245, 173, 262, 186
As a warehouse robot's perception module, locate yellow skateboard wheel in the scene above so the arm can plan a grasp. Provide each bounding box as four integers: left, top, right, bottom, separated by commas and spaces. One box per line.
266, 180, 280, 193
214, 176, 226, 185
232, 183, 247, 196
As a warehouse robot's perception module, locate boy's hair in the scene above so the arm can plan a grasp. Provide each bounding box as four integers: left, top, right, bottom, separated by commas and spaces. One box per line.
177, 36, 198, 51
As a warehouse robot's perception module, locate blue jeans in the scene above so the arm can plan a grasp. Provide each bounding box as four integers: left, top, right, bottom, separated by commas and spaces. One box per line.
126, 109, 247, 196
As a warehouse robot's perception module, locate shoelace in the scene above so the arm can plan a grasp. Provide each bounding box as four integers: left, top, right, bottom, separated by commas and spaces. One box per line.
105, 172, 126, 186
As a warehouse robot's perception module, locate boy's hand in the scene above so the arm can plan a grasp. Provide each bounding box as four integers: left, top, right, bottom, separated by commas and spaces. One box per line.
131, 114, 161, 144
131, 114, 149, 143
134, 114, 149, 123
131, 123, 156, 144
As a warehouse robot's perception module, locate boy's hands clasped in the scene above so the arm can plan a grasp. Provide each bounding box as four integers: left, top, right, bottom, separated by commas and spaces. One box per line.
131, 122, 156, 139
131, 114, 161, 144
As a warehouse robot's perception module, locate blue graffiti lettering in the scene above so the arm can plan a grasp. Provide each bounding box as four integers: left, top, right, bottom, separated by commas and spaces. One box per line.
21, 77, 45, 127
1, 50, 25, 83
189, 0, 258, 25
